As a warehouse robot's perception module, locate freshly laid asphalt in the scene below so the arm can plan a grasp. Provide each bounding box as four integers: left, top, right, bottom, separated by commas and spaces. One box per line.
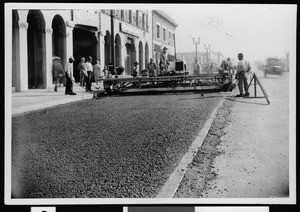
11, 91, 226, 198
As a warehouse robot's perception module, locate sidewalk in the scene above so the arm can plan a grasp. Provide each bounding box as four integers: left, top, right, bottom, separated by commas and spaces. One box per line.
12, 83, 102, 116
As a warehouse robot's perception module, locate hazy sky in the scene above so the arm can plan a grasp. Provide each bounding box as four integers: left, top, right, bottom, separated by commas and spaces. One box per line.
161, 4, 297, 63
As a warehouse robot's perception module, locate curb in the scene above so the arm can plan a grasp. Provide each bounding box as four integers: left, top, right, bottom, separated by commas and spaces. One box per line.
156, 92, 231, 198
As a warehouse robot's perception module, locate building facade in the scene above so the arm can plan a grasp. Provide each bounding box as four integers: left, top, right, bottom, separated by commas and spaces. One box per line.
12, 9, 103, 92
152, 10, 178, 69
11, 9, 179, 92
12, 9, 75, 91
100, 9, 151, 76
11, 9, 153, 92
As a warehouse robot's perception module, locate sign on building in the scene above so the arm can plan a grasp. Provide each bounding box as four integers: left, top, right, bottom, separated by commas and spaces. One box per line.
73, 10, 99, 27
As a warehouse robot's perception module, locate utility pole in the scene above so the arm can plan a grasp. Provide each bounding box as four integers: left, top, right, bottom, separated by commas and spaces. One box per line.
193, 37, 200, 71
110, 10, 115, 72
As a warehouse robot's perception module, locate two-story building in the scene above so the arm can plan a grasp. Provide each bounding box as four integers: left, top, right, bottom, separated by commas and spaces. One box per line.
100, 9, 151, 76
152, 10, 178, 69
11, 9, 102, 91
10, 8, 179, 92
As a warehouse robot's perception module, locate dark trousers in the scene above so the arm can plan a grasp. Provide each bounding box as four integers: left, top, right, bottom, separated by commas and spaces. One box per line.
237, 72, 249, 94
65, 73, 73, 94
85, 71, 92, 91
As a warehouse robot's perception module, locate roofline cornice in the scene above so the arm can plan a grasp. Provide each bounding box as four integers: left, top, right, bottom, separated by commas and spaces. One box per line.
152, 10, 178, 28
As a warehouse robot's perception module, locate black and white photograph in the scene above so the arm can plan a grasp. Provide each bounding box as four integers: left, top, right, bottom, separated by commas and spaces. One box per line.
4, 3, 296, 205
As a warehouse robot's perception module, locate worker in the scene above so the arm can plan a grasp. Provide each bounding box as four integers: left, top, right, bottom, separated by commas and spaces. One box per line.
236, 53, 251, 97
226, 57, 234, 74
147, 58, 157, 77
193, 60, 200, 76
77, 57, 88, 86
52, 56, 64, 92
85, 56, 93, 91
159, 46, 170, 75
93, 60, 102, 89
64, 56, 76, 95
103, 65, 109, 78
132, 61, 139, 77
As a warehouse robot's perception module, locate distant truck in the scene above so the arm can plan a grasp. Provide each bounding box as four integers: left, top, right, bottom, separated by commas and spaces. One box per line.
264, 57, 285, 77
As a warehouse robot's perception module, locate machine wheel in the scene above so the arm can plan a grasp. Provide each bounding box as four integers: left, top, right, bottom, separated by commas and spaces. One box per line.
221, 83, 230, 92
104, 83, 112, 94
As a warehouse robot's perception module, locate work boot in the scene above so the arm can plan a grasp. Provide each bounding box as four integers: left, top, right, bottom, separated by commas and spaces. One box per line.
236, 93, 244, 97
245, 92, 250, 97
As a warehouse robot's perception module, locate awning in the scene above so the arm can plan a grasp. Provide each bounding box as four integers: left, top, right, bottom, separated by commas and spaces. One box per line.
75, 24, 98, 32
168, 54, 175, 62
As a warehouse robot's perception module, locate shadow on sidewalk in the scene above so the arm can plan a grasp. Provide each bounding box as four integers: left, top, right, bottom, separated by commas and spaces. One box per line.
226, 96, 269, 106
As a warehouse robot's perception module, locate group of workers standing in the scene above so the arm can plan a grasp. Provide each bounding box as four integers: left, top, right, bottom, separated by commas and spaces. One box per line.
221, 53, 252, 97
77, 56, 102, 91
53, 48, 251, 97
52, 55, 77, 95
132, 46, 170, 77
52, 46, 171, 94
52, 55, 106, 95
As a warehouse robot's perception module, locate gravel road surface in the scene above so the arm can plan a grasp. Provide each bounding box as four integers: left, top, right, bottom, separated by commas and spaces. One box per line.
12, 91, 226, 198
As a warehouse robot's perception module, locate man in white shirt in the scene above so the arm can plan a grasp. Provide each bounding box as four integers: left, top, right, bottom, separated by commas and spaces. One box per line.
236, 53, 251, 97
77, 57, 88, 86
85, 56, 93, 91
93, 60, 102, 88
64, 56, 76, 95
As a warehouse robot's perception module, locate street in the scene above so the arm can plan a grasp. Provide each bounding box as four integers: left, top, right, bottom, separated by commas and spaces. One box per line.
12, 91, 227, 198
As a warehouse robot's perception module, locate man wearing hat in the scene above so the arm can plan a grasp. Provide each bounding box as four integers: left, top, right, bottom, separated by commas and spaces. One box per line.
236, 53, 251, 97
147, 58, 157, 77
64, 56, 76, 95
85, 56, 93, 91
77, 57, 88, 87
159, 46, 170, 75
132, 61, 139, 77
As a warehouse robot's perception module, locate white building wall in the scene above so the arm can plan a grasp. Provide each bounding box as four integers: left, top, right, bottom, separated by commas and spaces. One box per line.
42, 10, 72, 90
13, 10, 73, 91
100, 11, 152, 74
12, 9, 152, 91
16, 10, 29, 91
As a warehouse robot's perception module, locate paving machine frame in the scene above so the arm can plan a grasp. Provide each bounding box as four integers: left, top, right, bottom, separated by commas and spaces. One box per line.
97, 60, 234, 95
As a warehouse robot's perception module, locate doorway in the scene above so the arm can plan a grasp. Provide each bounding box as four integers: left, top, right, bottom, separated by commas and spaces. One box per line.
125, 42, 136, 76
27, 10, 46, 89
73, 26, 98, 82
